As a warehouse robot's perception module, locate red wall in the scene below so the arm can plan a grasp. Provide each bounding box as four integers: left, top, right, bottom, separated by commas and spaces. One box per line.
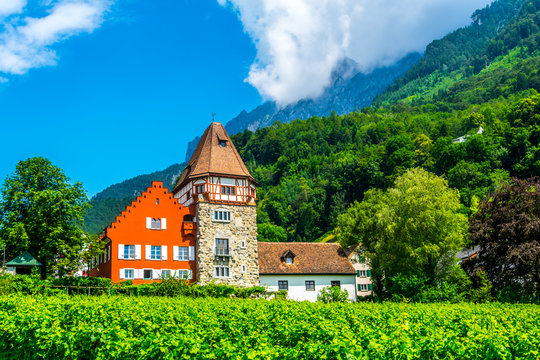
89, 181, 197, 284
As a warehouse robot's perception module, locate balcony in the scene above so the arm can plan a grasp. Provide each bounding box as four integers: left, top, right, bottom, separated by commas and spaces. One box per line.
215, 248, 231, 257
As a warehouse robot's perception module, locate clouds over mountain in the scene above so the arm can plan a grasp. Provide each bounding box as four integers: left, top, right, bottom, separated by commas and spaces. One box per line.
0, 0, 112, 78
218, 0, 492, 105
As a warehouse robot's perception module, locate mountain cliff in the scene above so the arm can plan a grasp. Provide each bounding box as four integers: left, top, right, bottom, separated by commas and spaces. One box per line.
185, 53, 421, 161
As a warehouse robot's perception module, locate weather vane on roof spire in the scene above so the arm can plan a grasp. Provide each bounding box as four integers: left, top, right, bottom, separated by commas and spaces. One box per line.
211, 113, 216, 122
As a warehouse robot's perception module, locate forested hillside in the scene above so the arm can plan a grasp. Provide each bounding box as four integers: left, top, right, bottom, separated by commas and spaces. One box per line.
83, 0, 540, 242
231, 0, 540, 242
84, 163, 183, 234
374, 0, 535, 106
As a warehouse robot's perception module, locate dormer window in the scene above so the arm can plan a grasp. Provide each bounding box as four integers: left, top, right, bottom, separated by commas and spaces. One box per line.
219, 140, 227, 147
281, 250, 295, 265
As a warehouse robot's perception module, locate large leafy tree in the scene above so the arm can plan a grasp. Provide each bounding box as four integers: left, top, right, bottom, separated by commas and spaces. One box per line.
335, 168, 468, 298
0, 157, 90, 278
467, 177, 540, 299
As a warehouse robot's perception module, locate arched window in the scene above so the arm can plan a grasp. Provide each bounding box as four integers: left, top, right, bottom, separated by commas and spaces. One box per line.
151, 218, 156, 229
156, 218, 161, 229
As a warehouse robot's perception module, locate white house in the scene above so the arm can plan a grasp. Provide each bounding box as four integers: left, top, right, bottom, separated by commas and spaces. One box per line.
346, 245, 374, 297
258, 242, 357, 302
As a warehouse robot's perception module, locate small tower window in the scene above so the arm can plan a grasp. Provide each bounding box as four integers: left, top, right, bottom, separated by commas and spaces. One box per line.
156, 198, 159, 205
213, 210, 232, 222
219, 140, 227, 147
221, 186, 235, 195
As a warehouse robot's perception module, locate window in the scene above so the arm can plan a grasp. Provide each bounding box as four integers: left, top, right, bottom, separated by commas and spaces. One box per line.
124, 245, 135, 260
278, 280, 288, 291
213, 210, 231, 222
219, 140, 227, 147
177, 270, 192, 279
214, 266, 230, 278
156, 198, 159, 205
161, 270, 171, 278
358, 284, 371, 291
331, 281, 341, 288
195, 184, 205, 194
221, 186, 235, 195
215, 238, 229, 256
357, 270, 366, 277
143, 269, 153, 280
305, 281, 315, 291
241, 264, 246, 273
150, 246, 161, 260
178, 246, 189, 261
285, 256, 294, 265
124, 269, 134, 279
240, 240, 246, 249
149, 218, 165, 230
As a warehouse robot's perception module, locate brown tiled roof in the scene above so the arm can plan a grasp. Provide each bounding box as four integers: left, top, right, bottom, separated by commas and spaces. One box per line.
258, 242, 356, 275
174, 122, 253, 192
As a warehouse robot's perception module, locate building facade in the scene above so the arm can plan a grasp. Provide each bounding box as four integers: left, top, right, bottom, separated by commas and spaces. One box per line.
90, 122, 259, 287
89, 181, 197, 284
347, 245, 374, 296
258, 242, 357, 302
172, 122, 259, 287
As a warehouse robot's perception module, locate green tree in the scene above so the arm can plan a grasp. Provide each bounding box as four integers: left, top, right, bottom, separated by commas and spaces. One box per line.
335, 168, 468, 298
0, 157, 90, 278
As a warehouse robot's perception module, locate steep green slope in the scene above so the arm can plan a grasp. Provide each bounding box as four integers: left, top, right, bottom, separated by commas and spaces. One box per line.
83, 163, 183, 234
374, 0, 535, 106
231, 0, 540, 242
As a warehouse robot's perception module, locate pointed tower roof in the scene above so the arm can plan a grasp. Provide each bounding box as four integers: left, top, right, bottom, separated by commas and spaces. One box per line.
174, 122, 253, 192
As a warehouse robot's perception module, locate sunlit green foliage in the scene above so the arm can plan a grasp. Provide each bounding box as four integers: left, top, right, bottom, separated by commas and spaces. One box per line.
0, 157, 90, 278
0, 295, 538, 359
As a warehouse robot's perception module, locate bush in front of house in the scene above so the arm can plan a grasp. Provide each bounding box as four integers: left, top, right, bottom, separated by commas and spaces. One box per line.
317, 286, 350, 303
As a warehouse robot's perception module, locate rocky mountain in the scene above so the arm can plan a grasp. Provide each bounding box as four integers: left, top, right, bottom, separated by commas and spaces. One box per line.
185, 53, 422, 161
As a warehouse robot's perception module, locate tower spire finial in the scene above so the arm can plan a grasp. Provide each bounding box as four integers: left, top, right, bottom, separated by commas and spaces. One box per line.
211, 113, 216, 122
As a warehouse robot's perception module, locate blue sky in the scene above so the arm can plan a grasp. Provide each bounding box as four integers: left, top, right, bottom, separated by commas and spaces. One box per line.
0, 0, 261, 196
0, 0, 492, 197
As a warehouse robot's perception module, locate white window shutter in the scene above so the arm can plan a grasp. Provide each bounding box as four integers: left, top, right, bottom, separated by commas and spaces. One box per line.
161, 218, 167, 229
162, 245, 168, 260
145, 245, 151, 260
153, 270, 160, 279
118, 244, 124, 259
146, 217, 151, 229
173, 246, 179, 261
135, 245, 141, 260
189, 246, 195, 261
188, 270, 193, 279
119, 269, 124, 279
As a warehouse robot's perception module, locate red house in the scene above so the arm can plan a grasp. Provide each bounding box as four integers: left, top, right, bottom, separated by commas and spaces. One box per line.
89, 181, 197, 284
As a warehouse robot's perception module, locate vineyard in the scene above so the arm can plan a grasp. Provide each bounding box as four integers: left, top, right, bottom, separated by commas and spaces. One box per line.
0, 295, 538, 359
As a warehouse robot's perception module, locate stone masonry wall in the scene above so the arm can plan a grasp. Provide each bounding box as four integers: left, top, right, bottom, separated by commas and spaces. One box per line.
195, 201, 259, 287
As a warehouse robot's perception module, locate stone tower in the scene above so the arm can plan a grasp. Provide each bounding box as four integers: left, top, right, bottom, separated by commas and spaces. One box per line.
173, 122, 259, 287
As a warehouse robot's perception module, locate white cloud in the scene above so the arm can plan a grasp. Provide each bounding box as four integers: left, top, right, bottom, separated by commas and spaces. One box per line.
218, 0, 492, 105
0, 0, 112, 76
0, 76, 8, 83
0, 0, 26, 17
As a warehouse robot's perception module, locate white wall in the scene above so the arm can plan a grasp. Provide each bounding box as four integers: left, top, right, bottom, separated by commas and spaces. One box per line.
260, 274, 356, 302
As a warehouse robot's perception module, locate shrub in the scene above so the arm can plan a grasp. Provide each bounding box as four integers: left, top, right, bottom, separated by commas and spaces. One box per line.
317, 286, 350, 303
